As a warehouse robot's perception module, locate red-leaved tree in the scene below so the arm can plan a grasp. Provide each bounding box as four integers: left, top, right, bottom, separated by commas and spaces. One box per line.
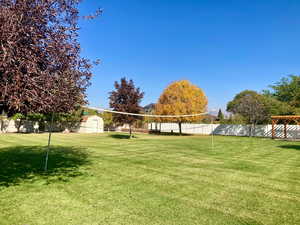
0, 0, 99, 171
0, 0, 94, 116
109, 78, 144, 138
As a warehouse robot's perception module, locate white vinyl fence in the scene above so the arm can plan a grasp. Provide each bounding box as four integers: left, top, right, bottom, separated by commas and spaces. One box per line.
0, 116, 104, 134
148, 123, 300, 139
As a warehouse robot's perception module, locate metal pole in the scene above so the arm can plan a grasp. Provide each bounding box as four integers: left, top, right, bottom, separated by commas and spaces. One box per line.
44, 112, 54, 172
211, 117, 214, 150
0, 103, 4, 132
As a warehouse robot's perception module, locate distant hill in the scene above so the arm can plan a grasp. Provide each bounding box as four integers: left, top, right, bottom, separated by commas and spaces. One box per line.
143, 103, 156, 113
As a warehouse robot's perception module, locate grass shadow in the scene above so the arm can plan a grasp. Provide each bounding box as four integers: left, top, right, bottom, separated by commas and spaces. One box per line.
0, 145, 89, 187
109, 134, 136, 139
149, 131, 192, 136
278, 145, 300, 151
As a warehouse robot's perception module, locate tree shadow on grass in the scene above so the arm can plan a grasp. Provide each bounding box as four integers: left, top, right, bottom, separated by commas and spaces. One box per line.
278, 145, 300, 151
149, 131, 192, 136
0, 145, 89, 187
109, 134, 133, 139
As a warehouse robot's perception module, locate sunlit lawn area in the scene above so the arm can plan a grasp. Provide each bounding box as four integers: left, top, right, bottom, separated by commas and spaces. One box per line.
0, 133, 299, 225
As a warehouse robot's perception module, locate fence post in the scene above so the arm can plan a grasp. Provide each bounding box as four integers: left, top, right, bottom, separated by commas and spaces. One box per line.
272, 120, 276, 139
284, 122, 287, 139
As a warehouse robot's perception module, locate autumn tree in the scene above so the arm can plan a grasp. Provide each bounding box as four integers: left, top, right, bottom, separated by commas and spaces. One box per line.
155, 80, 208, 135
0, 0, 94, 116
109, 78, 144, 138
0, 0, 99, 171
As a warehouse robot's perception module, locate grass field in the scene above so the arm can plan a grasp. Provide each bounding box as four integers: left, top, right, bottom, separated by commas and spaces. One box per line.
0, 133, 299, 225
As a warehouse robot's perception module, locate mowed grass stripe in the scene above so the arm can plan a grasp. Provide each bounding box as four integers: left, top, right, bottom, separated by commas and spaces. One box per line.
0, 133, 299, 225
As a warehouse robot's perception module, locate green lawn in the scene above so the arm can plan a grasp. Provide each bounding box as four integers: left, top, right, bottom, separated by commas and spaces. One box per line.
0, 133, 299, 225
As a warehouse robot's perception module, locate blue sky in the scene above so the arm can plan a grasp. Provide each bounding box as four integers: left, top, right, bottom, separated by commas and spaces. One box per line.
78, 0, 300, 112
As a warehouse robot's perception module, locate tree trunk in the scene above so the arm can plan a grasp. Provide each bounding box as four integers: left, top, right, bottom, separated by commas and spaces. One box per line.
0, 119, 3, 133
129, 124, 132, 138
178, 122, 182, 135
17, 119, 23, 133
0, 108, 3, 132
44, 112, 54, 172
249, 124, 251, 137
249, 123, 255, 137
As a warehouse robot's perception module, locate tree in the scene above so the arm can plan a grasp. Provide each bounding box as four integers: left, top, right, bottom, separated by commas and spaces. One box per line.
101, 112, 113, 131
0, 0, 93, 116
228, 90, 295, 124
227, 91, 268, 136
10, 113, 26, 133
155, 80, 208, 135
264, 75, 300, 108
262, 95, 295, 116
0, 0, 98, 171
226, 90, 294, 136
109, 78, 144, 138
217, 109, 224, 121
227, 90, 258, 112
224, 114, 247, 125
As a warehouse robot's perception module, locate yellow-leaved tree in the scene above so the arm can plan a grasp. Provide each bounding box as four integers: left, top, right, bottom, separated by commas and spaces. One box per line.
155, 80, 208, 134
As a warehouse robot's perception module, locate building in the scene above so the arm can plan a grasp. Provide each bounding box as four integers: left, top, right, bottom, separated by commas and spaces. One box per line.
76, 115, 104, 133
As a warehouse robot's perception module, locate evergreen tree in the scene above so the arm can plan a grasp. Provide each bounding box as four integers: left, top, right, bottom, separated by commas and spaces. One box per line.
217, 109, 224, 121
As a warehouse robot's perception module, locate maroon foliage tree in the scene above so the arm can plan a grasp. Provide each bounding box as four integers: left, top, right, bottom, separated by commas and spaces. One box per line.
0, 0, 93, 116
109, 78, 144, 138
0, 0, 98, 171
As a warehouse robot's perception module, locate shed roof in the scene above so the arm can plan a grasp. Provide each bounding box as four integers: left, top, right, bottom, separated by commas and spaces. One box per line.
81, 115, 101, 122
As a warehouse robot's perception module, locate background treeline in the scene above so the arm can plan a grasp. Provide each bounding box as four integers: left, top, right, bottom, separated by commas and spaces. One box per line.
1, 75, 299, 132
222, 75, 300, 125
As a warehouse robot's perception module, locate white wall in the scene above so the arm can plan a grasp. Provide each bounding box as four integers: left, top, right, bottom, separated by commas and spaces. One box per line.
148, 123, 300, 139
0, 115, 104, 134
76, 116, 104, 133
0, 120, 38, 133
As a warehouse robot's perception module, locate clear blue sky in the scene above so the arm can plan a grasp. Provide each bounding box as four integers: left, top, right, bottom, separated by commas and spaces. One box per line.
78, 0, 300, 112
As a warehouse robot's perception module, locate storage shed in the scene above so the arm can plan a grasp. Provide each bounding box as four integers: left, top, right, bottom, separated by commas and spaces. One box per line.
77, 115, 104, 133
